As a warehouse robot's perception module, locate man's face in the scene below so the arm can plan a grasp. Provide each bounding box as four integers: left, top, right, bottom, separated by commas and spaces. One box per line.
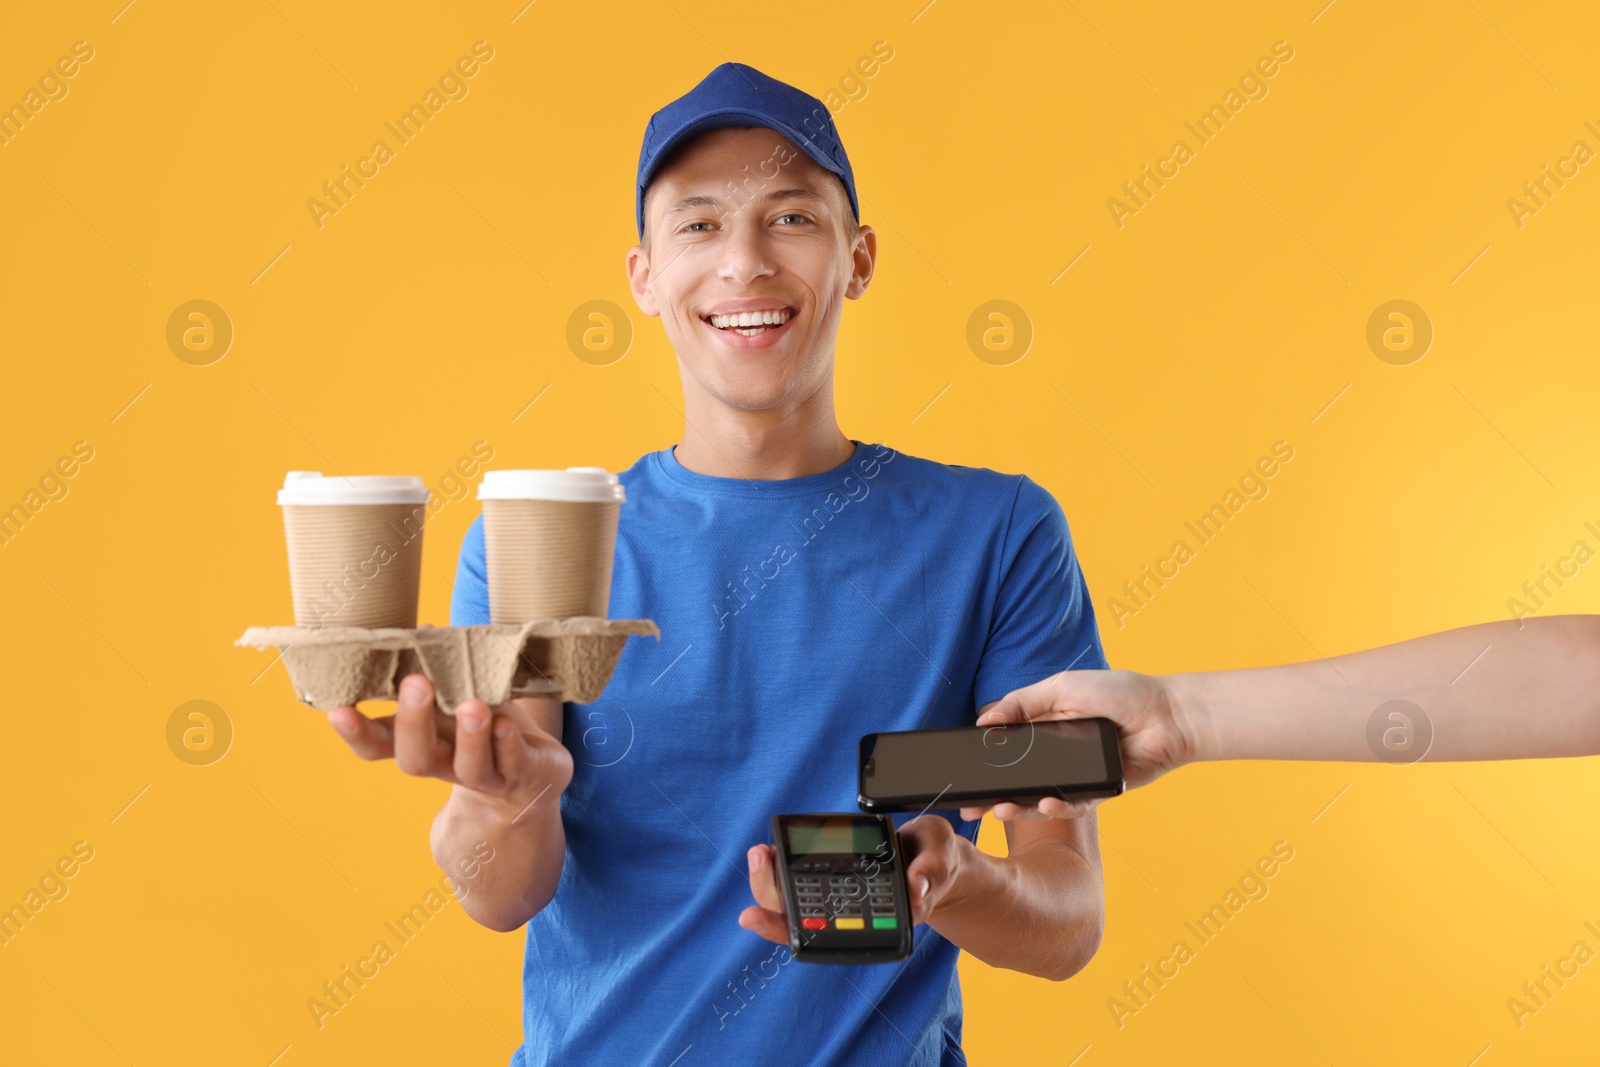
627, 126, 875, 413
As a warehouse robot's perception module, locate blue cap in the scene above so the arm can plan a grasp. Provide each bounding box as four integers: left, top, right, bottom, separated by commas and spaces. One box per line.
636, 62, 859, 237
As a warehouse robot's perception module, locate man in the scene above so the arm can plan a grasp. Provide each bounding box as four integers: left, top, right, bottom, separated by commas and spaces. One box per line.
328, 62, 1107, 1065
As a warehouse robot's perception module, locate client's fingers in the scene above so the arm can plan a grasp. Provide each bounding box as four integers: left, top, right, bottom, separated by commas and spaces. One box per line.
976, 679, 1059, 726
980, 670, 1103, 726
990, 796, 1100, 822
1036, 796, 1099, 819
975, 696, 1026, 726
994, 802, 1055, 823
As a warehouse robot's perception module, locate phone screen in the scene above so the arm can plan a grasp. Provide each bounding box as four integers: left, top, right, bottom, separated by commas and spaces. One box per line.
863, 720, 1111, 800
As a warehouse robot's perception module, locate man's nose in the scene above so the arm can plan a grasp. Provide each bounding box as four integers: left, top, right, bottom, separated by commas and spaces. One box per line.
717, 216, 776, 285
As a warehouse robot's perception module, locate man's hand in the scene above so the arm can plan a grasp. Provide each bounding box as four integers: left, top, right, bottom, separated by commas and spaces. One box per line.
737, 815, 965, 944
325, 671, 573, 931
327, 672, 572, 822
959, 669, 1195, 823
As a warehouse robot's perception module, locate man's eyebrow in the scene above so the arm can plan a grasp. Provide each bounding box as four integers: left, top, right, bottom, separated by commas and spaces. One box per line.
663, 187, 829, 217
760, 188, 828, 206
663, 194, 721, 217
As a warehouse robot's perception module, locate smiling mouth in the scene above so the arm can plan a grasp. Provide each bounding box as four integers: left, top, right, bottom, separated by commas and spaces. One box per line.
701, 307, 797, 337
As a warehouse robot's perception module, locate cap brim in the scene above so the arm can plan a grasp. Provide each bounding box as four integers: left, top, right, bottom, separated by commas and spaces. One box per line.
637, 108, 850, 235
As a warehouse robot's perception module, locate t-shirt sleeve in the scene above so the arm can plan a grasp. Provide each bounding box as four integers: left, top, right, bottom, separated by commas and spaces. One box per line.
449, 513, 492, 626
973, 475, 1108, 709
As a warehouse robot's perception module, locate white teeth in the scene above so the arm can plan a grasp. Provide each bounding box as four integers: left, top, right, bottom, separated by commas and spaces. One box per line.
708, 308, 792, 329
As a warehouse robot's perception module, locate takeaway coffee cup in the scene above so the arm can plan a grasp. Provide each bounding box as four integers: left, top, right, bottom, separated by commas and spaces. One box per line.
278, 472, 430, 629
476, 468, 624, 624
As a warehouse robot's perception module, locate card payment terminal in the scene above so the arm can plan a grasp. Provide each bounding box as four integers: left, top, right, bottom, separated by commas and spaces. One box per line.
770, 813, 913, 964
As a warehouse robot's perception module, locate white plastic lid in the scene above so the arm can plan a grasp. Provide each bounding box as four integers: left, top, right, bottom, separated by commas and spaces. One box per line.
277, 471, 430, 506
477, 467, 625, 503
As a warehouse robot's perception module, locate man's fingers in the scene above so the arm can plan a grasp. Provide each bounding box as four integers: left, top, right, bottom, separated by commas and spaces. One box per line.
958, 804, 993, 822
492, 715, 553, 810
897, 814, 952, 866
495, 698, 543, 734
393, 675, 449, 777
897, 816, 953, 923
451, 700, 499, 789
738, 846, 793, 946
737, 905, 788, 945
328, 705, 395, 759
746, 845, 784, 914
902, 862, 937, 923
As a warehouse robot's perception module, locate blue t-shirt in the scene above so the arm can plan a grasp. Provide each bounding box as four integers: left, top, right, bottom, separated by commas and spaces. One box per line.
450, 439, 1108, 1067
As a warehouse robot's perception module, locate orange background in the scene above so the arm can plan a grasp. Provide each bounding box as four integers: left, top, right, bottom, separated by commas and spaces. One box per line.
2, 1, 1597, 1064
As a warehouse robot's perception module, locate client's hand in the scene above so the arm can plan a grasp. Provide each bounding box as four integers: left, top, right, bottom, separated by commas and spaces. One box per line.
960, 669, 1194, 823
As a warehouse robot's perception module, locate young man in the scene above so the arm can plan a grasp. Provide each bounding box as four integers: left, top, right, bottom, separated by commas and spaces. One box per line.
327, 63, 1108, 1065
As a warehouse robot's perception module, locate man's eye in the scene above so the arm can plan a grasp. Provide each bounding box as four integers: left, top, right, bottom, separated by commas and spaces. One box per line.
684, 221, 714, 233
776, 213, 810, 225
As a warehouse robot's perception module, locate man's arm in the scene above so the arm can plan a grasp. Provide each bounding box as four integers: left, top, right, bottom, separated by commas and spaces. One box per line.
903, 803, 1104, 981
739, 813, 1104, 982
742, 477, 1109, 974
911, 478, 1105, 978
384, 513, 572, 931
427, 692, 571, 931
331, 677, 573, 932
911, 698, 1102, 980
738, 702, 1106, 981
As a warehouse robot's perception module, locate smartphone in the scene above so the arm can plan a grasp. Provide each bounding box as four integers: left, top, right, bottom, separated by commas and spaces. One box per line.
857, 718, 1124, 813
770, 813, 913, 964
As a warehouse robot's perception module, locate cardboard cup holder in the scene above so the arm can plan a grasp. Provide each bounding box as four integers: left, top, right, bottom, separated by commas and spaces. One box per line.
237, 617, 660, 714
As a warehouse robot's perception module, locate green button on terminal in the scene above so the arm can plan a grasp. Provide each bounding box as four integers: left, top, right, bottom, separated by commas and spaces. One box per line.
872, 917, 898, 929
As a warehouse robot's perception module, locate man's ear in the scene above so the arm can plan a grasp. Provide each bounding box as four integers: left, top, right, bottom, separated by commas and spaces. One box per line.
845, 224, 877, 300
625, 244, 660, 317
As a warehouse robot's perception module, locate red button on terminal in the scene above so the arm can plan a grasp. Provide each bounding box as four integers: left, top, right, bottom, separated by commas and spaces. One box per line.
801, 918, 828, 930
